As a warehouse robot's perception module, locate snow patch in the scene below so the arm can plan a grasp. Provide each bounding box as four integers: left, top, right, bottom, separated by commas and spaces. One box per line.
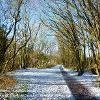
62, 67, 100, 100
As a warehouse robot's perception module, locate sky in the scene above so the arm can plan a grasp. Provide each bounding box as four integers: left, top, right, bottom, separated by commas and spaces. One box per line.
0, 0, 93, 56
23, 0, 59, 52
27, 0, 58, 52
0, 0, 58, 52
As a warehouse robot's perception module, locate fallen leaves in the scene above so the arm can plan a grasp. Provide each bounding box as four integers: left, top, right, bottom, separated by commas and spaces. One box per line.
0, 75, 16, 90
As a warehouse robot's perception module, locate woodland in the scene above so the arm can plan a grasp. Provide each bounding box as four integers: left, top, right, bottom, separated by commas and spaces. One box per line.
0, 0, 100, 76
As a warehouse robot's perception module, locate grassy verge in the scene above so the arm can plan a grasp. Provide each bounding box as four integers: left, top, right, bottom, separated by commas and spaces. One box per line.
0, 75, 16, 90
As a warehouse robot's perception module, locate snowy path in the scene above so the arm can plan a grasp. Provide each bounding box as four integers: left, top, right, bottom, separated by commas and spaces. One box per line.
2, 65, 74, 100
61, 67, 100, 100
0, 65, 100, 100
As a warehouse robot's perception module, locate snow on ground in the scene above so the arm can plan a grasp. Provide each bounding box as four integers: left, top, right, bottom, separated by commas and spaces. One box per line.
62, 66, 100, 100
2, 65, 75, 100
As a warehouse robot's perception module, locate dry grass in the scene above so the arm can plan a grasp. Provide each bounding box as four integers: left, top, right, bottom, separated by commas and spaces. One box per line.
0, 75, 16, 90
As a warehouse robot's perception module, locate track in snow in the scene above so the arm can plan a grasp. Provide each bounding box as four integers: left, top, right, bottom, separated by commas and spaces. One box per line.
0, 65, 74, 100
60, 67, 99, 100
